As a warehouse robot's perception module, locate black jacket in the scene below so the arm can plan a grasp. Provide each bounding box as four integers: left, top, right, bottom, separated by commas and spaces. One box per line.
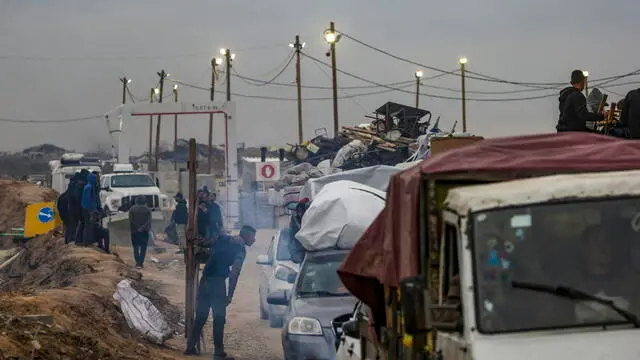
172, 199, 188, 224
197, 208, 209, 238
56, 191, 70, 223
556, 86, 604, 132
620, 89, 640, 139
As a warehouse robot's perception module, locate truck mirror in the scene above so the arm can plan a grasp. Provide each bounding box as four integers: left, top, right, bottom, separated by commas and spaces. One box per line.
400, 275, 426, 336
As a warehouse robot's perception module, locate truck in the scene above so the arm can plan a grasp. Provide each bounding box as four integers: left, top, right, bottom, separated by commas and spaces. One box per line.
337, 132, 640, 360
99, 163, 171, 245
49, 153, 102, 193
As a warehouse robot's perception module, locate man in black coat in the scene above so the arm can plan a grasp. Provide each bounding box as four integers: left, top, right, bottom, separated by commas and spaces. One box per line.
56, 180, 73, 244
556, 70, 606, 133
619, 88, 640, 139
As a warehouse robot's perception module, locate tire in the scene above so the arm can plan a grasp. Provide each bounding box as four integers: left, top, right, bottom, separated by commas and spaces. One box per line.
259, 290, 268, 320
268, 307, 284, 328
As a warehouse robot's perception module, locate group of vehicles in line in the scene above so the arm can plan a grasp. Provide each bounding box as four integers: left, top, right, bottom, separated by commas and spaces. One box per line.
257, 132, 640, 360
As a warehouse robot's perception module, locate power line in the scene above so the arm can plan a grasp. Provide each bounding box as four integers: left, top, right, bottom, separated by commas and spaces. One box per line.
337, 30, 640, 87
0, 115, 104, 124
232, 52, 296, 86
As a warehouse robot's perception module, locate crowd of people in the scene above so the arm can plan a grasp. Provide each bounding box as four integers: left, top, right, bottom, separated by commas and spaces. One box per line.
556, 69, 640, 137
55, 169, 110, 253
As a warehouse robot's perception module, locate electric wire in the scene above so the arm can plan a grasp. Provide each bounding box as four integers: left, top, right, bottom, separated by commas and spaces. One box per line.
232, 52, 296, 86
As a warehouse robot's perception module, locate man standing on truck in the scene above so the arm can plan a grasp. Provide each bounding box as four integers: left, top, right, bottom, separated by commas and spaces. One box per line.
128, 196, 152, 269
184, 225, 257, 359
556, 70, 606, 132
619, 88, 640, 138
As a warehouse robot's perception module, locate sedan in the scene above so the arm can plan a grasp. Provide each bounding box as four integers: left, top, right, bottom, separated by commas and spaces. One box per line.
257, 228, 300, 327
268, 248, 357, 360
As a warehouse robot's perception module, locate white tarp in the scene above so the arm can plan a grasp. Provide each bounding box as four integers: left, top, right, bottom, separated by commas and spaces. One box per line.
113, 279, 173, 344
296, 180, 386, 251
299, 165, 401, 200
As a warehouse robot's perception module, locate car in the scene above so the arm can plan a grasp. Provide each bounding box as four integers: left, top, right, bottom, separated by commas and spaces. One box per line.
335, 301, 368, 360
256, 228, 300, 328
268, 248, 358, 360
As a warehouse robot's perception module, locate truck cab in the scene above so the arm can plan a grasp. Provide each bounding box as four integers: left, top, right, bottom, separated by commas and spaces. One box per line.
100, 167, 169, 214
413, 170, 640, 360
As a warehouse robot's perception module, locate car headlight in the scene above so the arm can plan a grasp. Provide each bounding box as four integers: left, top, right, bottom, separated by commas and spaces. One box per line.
287, 317, 323, 336
274, 265, 296, 282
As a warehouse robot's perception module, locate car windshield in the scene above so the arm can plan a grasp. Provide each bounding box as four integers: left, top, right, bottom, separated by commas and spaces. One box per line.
471, 197, 640, 334
110, 174, 156, 188
275, 228, 292, 261
297, 252, 349, 297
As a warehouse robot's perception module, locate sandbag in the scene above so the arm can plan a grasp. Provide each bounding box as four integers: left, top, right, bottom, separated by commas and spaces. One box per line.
113, 279, 173, 344
295, 180, 386, 251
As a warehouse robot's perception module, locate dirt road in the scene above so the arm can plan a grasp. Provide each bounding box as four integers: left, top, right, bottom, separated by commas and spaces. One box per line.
115, 228, 283, 360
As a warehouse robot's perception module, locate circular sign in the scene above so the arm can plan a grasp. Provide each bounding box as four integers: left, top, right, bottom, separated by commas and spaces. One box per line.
38, 206, 54, 224
260, 164, 276, 179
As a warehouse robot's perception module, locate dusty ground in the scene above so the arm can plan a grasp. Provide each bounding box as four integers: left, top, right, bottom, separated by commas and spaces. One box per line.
114, 227, 284, 359
0, 180, 284, 359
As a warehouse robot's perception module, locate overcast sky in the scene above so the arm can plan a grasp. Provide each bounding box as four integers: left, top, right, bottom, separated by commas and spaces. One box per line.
0, 0, 638, 155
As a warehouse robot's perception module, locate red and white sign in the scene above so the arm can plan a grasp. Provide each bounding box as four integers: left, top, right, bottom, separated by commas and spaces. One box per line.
256, 162, 281, 182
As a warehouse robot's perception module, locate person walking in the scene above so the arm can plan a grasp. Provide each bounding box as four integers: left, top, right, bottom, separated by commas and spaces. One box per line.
172, 192, 189, 253
184, 225, 257, 359
207, 192, 224, 241
128, 196, 152, 269
81, 173, 99, 246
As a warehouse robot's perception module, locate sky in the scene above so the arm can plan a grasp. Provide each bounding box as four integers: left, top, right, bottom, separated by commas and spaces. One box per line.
0, 0, 638, 155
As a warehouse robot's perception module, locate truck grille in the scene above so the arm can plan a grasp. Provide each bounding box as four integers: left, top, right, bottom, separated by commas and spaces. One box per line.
119, 195, 159, 211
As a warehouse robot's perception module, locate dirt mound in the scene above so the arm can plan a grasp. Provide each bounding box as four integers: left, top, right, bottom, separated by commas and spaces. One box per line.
0, 180, 58, 248
0, 234, 183, 359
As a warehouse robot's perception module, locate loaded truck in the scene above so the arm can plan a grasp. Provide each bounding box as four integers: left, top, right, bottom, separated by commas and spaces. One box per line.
338, 132, 640, 360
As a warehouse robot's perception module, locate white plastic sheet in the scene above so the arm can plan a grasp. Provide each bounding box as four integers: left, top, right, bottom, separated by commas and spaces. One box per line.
112, 279, 173, 344
295, 180, 386, 251
299, 165, 401, 200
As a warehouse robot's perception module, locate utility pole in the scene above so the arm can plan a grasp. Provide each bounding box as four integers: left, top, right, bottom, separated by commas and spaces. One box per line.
221, 49, 234, 102
155, 69, 168, 172
459, 57, 468, 132
173, 84, 179, 171
119, 77, 131, 105
184, 138, 198, 342
291, 35, 305, 144
148, 88, 157, 168
324, 22, 340, 136
208, 57, 221, 173
414, 70, 423, 108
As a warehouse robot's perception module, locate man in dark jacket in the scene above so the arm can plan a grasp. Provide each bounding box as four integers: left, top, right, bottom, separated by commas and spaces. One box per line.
81, 173, 99, 246
207, 192, 224, 241
172, 192, 188, 251
185, 225, 256, 359
128, 196, 152, 269
556, 70, 605, 132
620, 89, 640, 139
56, 181, 72, 244
289, 198, 310, 263
69, 172, 85, 244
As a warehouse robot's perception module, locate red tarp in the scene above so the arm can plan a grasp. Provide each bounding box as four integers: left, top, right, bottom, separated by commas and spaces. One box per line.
338, 132, 640, 324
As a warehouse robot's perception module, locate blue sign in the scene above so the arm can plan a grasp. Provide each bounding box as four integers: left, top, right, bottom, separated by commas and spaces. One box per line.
38, 206, 54, 224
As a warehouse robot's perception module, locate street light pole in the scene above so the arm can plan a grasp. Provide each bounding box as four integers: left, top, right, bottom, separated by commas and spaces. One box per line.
324, 22, 340, 136
208, 57, 222, 174
459, 57, 468, 133
583, 70, 589, 97
119, 77, 131, 105
173, 84, 179, 171
290, 35, 305, 144
155, 69, 169, 172
414, 70, 423, 108
220, 48, 235, 102
148, 88, 158, 168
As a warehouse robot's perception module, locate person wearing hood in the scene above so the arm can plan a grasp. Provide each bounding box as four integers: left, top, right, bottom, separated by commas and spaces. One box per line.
128, 196, 152, 269
556, 70, 606, 133
81, 172, 99, 246
171, 192, 188, 252
73, 170, 89, 244
57, 178, 73, 244
619, 89, 640, 139
206, 192, 224, 241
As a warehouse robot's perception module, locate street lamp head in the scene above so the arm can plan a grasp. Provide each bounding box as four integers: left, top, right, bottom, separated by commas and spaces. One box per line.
173, 84, 178, 91
324, 29, 338, 44
459, 57, 468, 65
583, 70, 589, 77
301, 42, 306, 48
219, 48, 227, 55
153, 88, 160, 95
289, 43, 295, 48
230, 53, 236, 60
415, 70, 424, 78
126, 79, 132, 84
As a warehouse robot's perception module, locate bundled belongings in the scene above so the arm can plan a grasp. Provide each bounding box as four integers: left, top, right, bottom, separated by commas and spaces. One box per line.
299, 165, 402, 200
295, 180, 386, 252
